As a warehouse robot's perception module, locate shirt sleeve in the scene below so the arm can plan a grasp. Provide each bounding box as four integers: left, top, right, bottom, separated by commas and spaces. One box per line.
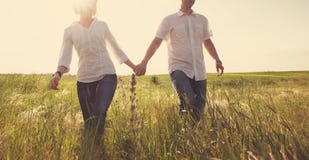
203, 16, 213, 40
57, 28, 73, 70
104, 23, 128, 64
156, 17, 171, 41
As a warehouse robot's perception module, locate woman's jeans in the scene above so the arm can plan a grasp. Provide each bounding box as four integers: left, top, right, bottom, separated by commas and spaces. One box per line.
77, 74, 117, 143
170, 70, 206, 121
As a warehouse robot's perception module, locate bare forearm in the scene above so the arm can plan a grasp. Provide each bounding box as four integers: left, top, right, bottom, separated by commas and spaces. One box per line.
134, 37, 162, 76
204, 39, 221, 62
124, 60, 136, 70
142, 37, 162, 64
204, 39, 224, 76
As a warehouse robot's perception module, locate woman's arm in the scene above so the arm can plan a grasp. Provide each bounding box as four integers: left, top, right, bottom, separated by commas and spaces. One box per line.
124, 60, 136, 71
50, 28, 73, 90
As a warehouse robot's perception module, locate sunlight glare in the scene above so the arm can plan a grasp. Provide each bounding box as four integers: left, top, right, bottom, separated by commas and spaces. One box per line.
72, 0, 97, 14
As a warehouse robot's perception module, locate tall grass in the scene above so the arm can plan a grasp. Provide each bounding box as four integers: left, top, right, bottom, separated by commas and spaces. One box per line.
0, 72, 308, 159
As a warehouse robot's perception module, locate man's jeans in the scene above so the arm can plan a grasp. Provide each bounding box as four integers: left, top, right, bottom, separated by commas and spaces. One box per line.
77, 74, 117, 143
170, 70, 206, 121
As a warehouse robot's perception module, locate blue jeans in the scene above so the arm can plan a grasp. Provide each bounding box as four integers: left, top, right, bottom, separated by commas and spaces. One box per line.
77, 74, 117, 143
170, 70, 206, 121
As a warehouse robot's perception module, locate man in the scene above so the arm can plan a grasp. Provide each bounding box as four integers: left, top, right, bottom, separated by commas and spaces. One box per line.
135, 0, 224, 121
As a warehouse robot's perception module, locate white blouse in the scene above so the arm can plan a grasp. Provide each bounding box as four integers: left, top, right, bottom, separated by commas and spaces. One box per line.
58, 19, 128, 83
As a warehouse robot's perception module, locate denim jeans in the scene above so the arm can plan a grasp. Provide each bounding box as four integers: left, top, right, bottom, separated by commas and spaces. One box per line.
170, 70, 206, 121
77, 74, 117, 143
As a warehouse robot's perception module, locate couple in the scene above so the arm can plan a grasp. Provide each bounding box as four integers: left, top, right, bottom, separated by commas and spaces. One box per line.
50, 0, 224, 144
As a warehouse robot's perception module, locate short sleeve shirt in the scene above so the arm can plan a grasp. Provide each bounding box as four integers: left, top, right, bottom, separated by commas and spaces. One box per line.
58, 19, 128, 83
156, 11, 212, 81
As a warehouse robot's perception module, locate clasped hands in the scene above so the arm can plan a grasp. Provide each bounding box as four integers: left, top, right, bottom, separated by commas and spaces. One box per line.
133, 62, 147, 76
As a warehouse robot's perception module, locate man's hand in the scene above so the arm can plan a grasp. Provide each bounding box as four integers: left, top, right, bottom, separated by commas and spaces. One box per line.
216, 60, 224, 76
50, 74, 61, 90
134, 62, 147, 76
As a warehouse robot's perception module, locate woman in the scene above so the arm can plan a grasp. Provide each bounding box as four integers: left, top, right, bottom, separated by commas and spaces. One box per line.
50, 0, 135, 144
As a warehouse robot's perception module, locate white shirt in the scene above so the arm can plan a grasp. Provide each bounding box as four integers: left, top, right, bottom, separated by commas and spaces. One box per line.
58, 19, 128, 83
156, 11, 213, 81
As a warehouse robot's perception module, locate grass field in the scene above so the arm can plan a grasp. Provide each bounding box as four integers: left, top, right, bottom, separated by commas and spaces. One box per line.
0, 71, 308, 160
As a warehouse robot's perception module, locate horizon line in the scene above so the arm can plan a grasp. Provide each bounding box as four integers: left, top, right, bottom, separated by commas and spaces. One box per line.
0, 70, 308, 76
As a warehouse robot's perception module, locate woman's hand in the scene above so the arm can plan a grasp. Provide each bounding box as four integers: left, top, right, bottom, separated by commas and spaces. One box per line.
50, 74, 61, 90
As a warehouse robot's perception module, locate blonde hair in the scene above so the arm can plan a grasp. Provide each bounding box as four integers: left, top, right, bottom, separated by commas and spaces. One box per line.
73, 0, 97, 15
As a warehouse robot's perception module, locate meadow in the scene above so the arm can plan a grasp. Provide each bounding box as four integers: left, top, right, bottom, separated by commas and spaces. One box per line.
0, 71, 308, 160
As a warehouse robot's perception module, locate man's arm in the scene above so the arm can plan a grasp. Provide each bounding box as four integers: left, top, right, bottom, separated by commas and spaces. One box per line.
203, 39, 224, 76
134, 37, 163, 76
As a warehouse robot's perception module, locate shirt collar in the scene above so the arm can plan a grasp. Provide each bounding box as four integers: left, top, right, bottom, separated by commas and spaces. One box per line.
176, 10, 197, 17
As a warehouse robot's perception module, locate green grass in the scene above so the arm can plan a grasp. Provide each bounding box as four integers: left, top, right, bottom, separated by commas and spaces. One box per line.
0, 71, 308, 159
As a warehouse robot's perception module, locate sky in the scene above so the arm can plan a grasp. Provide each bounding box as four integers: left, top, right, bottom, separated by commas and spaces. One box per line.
0, 0, 308, 75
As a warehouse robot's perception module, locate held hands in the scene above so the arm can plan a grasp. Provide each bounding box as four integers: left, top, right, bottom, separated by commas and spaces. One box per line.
134, 62, 147, 76
124, 59, 146, 76
216, 60, 224, 76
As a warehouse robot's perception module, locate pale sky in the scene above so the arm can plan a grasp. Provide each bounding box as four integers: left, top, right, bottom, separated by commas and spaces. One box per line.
0, 0, 308, 75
